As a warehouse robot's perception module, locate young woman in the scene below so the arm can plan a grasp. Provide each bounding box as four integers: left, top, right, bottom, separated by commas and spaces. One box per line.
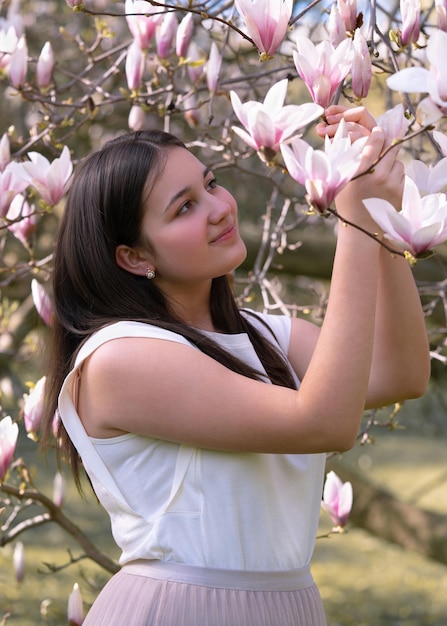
42, 106, 430, 626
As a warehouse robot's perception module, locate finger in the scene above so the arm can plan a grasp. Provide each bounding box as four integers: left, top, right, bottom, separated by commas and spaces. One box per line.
326, 106, 376, 131
357, 126, 387, 172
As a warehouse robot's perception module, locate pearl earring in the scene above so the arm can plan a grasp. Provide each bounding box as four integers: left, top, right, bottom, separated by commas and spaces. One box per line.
146, 268, 155, 280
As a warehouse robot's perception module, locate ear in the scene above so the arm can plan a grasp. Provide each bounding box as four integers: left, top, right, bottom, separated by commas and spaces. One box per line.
115, 244, 154, 278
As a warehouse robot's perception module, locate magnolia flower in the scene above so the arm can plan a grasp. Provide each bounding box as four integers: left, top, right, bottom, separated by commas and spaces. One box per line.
53, 471, 65, 508
9, 35, 27, 89
13, 541, 25, 583
400, 0, 421, 47
235, 0, 292, 61
327, 4, 346, 47
351, 29, 372, 99
405, 158, 447, 195
31, 279, 53, 325
206, 42, 222, 95
0, 164, 29, 217
68, 583, 84, 626
436, 0, 447, 31
128, 104, 145, 131
231, 79, 323, 164
125, 39, 144, 91
387, 29, 447, 112
434, 130, 447, 156
176, 12, 194, 59
0, 415, 19, 482
280, 118, 368, 214
125, 0, 162, 49
66, 0, 84, 8
23, 376, 47, 437
6, 194, 36, 247
363, 175, 447, 257
294, 36, 353, 108
36, 41, 55, 89
156, 11, 178, 59
0, 24, 19, 72
0, 133, 11, 171
321, 471, 353, 529
15, 146, 73, 206
337, 0, 357, 32
376, 103, 411, 145
183, 94, 201, 128
186, 42, 204, 85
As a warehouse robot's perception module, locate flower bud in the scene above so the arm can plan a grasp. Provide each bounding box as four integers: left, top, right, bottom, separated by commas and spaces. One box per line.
37, 42, 55, 89
68, 583, 84, 626
13, 541, 25, 582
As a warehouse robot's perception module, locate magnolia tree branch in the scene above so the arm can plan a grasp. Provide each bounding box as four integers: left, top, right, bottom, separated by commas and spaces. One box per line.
0, 483, 119, 575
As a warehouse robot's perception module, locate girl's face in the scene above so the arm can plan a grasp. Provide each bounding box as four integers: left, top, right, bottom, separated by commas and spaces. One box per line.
139, 147, 247, 290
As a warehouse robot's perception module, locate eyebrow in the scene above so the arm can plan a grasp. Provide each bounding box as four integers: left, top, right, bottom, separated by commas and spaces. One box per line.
163, 166, 211, 213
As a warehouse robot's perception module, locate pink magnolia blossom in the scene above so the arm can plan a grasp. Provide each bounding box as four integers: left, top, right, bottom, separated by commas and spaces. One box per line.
6, 194, 36, 247
235, 0, 292, 60
280, 118, 367, 214
156, 11, 178, 59
36, 41, 55, 89
66, 0, 84, 8
125, 0, 162, 49
128, 104, 145, 131
0, 415, 19, 482
186, 42, 204, 84
13, 541, 25, 583
0, 164, 29, 217
337, 0, 357, 32
53, 471, 65, 507
405, 158, 447, 195
376, 104, 411, 145
31, 279, 53, 326
293, 36, 353, 108
17, 146, 73, 206
434, 130, 447, 156
231, 79, 323, 163
0, 24, 19, 72
436, 0, 447, 31
206, 42, 222, 95
183, 94, 201, 128
68, 583, 84, 626
363, 175, 447, 257
23, 376, 47, 437
125, 39, 144, 91
9, 34, 27, 88
327, 4, 347, 47
176, 12, 194, 59
400, 0, 421, 47
0, 133, 11, 171
321, 471, 353, 529
387, 30, 447, 113
351, 29, 372, 99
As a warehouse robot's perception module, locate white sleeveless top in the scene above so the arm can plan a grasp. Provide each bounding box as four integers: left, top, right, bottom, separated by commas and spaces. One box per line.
58, 313, 325, 571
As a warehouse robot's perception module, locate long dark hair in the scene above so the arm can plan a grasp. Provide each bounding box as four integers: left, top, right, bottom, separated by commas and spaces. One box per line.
42, 130, 297, 485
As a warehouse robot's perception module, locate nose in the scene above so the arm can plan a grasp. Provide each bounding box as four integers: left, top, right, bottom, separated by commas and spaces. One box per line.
208, 192, 233, 224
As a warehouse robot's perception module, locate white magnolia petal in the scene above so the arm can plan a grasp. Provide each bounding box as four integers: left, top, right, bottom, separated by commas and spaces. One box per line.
263, 79, 288, 113
231, 126, 259, 151
386, 67, 431, 94
363, 197, 413, 243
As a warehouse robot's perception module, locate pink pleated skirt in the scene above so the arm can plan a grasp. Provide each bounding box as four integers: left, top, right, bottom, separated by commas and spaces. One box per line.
83, 560, 327, 626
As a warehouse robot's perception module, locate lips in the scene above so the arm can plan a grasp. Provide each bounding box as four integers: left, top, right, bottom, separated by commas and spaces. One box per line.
210, 224, 236, 244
